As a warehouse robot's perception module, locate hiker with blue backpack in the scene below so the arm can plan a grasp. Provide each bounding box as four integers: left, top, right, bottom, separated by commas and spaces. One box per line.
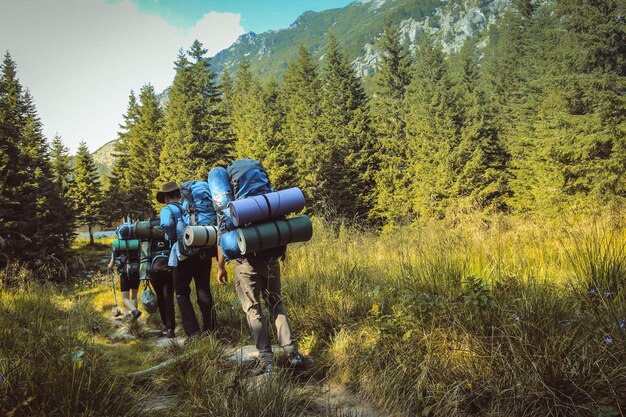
157, 180, 220, 339
211, 160, 304, 375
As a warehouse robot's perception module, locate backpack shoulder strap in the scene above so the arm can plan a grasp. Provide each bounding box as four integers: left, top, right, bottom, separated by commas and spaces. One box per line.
179, 181, 197, 225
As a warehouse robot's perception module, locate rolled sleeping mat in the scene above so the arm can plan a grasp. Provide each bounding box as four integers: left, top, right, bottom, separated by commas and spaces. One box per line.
229, 187, 305, 227
116, 223, 135, 239
134, 220, 165, 240
183, 225, 218, 247
112, 239, 140, 251
237, 215, 313, 255
219, 230, 241, 260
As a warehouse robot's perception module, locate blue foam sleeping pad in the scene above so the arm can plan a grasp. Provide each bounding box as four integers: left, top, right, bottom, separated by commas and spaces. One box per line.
207, 167, 239, 260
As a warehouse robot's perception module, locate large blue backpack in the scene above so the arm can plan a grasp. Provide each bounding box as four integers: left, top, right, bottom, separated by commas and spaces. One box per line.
227, 159, 274, 200
207, 167, 240, 260
174, 181, 217, 258
180, 180, 217, 227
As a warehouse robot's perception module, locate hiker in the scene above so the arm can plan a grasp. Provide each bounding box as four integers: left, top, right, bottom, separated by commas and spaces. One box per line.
145, 218, 176, 339
215, 160, 304, 375
157, 181, 217, 339
107, 251, 142, 321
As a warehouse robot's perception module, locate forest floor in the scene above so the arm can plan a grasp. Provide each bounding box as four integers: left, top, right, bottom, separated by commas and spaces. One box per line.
3, 216, 626, 417
73, 239, 389, 417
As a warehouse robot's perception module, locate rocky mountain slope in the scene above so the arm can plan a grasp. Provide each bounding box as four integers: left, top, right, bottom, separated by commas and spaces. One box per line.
211, 0, 510, 82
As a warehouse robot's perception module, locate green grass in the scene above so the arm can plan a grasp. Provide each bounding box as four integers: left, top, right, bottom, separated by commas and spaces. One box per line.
2, 214, 626, 416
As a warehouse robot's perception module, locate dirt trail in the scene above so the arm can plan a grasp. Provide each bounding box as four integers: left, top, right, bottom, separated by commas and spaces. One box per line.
106, 315, 388, 417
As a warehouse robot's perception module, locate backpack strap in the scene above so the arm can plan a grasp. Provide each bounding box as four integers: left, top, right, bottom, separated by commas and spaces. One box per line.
180, 181, 197, 226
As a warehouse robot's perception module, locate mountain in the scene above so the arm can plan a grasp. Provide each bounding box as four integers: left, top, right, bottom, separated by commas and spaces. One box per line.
210, 0, 511, 84
69, 140, 115, 177
91, 139, 116, 174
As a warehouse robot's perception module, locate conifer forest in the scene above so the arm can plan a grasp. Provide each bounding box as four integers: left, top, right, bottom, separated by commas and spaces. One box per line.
1, 1, 626, 416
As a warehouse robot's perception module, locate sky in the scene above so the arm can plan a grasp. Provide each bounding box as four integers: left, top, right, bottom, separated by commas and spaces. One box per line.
0, 0, 356, 153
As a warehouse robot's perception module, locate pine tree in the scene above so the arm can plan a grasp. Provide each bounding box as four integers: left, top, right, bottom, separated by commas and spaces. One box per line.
231, 58, 261, 158
258, 78, 294, 190
50, 135, 76, 246
228, 58, 294, 188
0, 52, 30, 262
481, 1, 540, 212
449, 43, 510, 213
280, 45, 321, 206
158, 41, 232, 184
20, 91, 66, 259
218, 68, 234, 119
316, 33, 372, 221
105, 91, 139, 223
370, 22, 414, 226
70, 141, 102, 245
0, 53, 68, 267
527, 0, 626, 209
127, 84, 163, 217
404, 36, 459, 218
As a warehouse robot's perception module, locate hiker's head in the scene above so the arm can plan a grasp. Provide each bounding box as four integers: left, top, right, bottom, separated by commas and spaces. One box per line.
164, 190, 181, 203
156, 181, 181, 204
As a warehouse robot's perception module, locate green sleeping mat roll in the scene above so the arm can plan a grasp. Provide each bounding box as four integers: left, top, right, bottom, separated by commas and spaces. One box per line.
236, 215, 313, 255
112, 239, 140, 252
134, 220, 165, 240
183, 225, 218, 248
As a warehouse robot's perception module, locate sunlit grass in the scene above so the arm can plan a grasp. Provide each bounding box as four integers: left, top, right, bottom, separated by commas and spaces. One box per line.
2, 213, 626, 416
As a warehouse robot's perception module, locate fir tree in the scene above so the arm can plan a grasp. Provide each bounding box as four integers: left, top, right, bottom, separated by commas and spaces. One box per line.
316, 33, 372, 220
450, 43, 510, 212
258, 78, 294, 190
0, 53, 66, 266
127, 84, 163, 217
370, 22, 414, 226
0, 52, 30, 262
404, 36, 459, 218
159, 41, 232, 184
218, 68, 234, 119
50, 135, 76, 246
70, 141, 102, 245
528, 0, 626, 209
105, 91, 139, 222
280, 45, 321, 205
20, 91, 66, 259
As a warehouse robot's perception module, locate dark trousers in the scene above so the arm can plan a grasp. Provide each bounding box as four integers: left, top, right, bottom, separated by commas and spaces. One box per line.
235, 257, 297, 364
173, 252, 216, 335
151, 270, 175, 331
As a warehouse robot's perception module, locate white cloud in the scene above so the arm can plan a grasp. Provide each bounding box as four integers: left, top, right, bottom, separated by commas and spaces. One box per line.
0, 0, 244, 152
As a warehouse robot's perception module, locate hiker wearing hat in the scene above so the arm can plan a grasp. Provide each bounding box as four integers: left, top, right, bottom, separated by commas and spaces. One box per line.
158, 181, 216, 339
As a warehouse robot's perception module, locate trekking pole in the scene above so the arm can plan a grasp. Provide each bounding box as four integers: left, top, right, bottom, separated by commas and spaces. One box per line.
109, 269, 122, 317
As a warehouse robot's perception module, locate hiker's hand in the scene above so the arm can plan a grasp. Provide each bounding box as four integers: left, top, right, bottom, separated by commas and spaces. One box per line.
217, 266, 228, 285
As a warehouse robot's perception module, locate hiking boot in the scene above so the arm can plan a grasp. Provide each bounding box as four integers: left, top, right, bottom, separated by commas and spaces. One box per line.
186, 331, 202, 343
129, 310, 142, 321
252, 361, 273, 376
288, 352, 304, 367
167, 329, 176, 339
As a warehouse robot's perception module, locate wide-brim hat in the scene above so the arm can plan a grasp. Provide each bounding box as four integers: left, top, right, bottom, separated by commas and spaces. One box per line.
156, 181, 180, 204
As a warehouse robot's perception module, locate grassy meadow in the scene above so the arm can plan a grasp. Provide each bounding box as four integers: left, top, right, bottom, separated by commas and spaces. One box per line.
1, 213, 626, 416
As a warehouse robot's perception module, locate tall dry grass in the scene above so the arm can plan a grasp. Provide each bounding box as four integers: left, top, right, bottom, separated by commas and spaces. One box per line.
2, 213, 625, 416
265, 213, 626, 417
